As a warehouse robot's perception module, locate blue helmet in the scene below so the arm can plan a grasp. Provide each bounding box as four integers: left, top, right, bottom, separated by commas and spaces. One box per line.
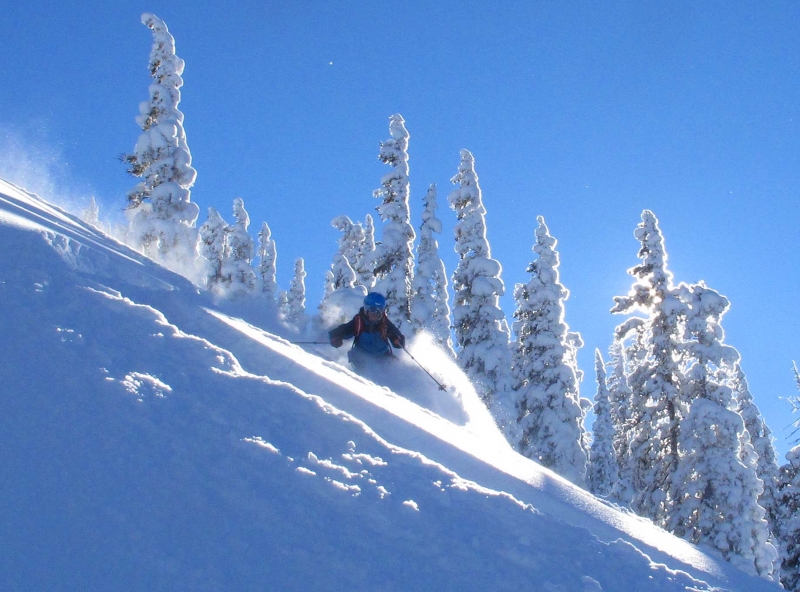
364, 292, 386, 311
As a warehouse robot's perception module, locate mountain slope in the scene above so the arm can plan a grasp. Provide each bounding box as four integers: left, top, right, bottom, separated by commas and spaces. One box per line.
0, 178, 779, 591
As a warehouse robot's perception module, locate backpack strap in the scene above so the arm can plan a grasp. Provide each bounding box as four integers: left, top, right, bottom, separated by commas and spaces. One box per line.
351, 313, 363, 349
379, 313, 388, 340
353, 313, 363, 337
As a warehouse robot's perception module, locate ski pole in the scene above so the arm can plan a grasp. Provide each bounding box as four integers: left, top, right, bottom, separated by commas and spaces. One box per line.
290, 341, 330, 345
402, 345, 447, 391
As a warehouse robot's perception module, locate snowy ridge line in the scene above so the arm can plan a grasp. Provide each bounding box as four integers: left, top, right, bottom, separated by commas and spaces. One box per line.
203, 308, 728, 581
0, 177, 147, 267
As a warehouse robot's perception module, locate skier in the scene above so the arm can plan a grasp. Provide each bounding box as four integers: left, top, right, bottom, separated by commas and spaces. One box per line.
329, 292, 406, 367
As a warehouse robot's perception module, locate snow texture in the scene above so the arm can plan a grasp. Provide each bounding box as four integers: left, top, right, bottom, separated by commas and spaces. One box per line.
0, 177, 782, 591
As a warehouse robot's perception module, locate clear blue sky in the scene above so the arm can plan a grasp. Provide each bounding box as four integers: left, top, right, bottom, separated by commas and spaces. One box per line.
2, 2, 799, 457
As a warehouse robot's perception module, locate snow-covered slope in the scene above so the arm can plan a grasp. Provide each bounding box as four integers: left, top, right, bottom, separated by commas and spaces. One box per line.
0, 178, 780, 591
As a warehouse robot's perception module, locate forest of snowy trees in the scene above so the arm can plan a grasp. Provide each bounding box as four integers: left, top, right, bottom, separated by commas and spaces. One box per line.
91, 13, 800, 589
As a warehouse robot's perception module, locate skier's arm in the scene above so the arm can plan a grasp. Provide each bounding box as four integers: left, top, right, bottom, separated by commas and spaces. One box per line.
329, 317, 357, 347
386, 319, 405, 349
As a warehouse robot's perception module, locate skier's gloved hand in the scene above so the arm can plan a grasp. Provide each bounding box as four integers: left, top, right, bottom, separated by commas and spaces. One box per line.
330, 335, 343, 348
391, 335, 405, 349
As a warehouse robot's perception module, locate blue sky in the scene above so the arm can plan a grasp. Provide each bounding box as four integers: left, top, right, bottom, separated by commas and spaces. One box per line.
2, 2, 799, 457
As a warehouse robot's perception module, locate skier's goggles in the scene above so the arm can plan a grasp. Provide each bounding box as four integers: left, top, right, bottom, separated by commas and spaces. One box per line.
365, 305, 384, 314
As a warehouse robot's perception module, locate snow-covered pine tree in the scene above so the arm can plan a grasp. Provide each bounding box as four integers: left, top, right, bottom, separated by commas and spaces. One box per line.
791, 362, 800, 423
511, 215, 587, 485
448, 149, 513, 420
198, 207, 227, 292
330, 254, 356, 291
589, 350, 617, 496
370, 114, 415, 328
777, 445, 800, 592
733, 363, 780, 539
257, 222, 278, 302
670, 368, 777, 578
360, 214, 376, 289
283, 258, 308, 332
124, 13, 200, 271
776, 363, 800, 591
331, 216, 370, 289
607, 339, 635, 504
668, 282, 776, 580
277, 290, 290, 323
611, 210, 686, 525
322, 271, 336, 300
316, 230, 367, 331
410, 184, 453, 355
220, 198, 257, 298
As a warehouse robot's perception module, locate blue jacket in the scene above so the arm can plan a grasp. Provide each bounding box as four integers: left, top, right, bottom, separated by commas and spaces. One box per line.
329, 308, 404, 356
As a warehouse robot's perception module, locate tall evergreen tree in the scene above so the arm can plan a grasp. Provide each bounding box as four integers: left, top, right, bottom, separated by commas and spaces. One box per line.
410, 184, 453, 354
322, 271, 336, 300
361, 214, 376, 288
331, 216, 370, 289
607, 339, 635, 504
283, 258, 308, 332
257, 222, 278, 302
124, 13, 199, 269
511, 215, 586, 485
198, 207, 227, 292
733, 363, 780, 538
777, 363, 800, 591
589, 350, 617, 496
329, 253, 356, 291
220, 198, 257, 298
611, 210, 686, 525
777, 445, 800, 592
370, 114, 415, 327
668, 282, 776, 580
670, 367, 776, 578
277, 290, 290, 323
448, 149, 513, 418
